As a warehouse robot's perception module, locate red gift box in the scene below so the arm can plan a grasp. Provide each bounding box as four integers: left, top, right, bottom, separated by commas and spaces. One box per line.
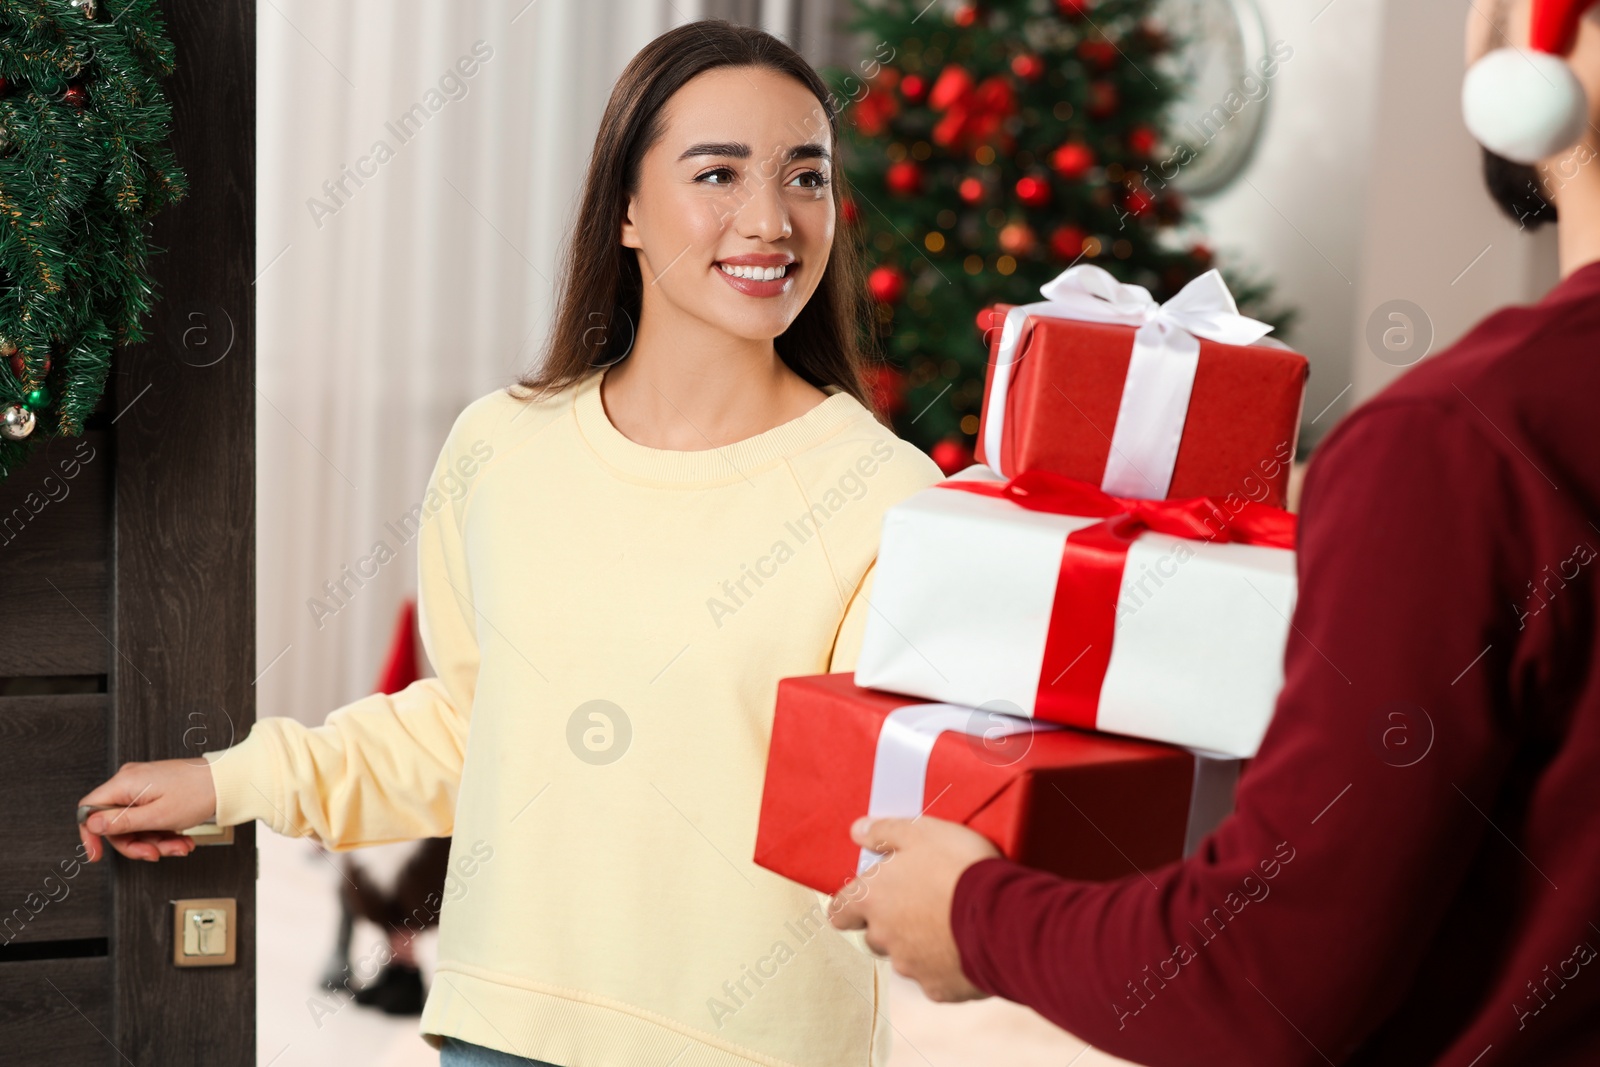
754, 673, 1236, 895
975, 301, 1308, 509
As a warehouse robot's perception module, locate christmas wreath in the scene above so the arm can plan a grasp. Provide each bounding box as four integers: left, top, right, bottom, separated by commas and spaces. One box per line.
0, 0, 186, 481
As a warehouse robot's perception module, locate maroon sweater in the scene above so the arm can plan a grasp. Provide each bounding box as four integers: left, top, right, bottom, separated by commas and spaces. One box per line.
950, 260, 1600, 1066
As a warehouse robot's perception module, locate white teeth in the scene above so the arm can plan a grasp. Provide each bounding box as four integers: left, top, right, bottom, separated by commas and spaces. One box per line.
718, 262, 791, 281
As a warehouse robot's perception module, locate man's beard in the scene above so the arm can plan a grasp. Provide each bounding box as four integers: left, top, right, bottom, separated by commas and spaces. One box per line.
1482, 147, 1559, 230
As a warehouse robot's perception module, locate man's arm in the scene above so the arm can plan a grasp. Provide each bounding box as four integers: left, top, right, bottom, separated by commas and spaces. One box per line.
950, 401, 1529, 1066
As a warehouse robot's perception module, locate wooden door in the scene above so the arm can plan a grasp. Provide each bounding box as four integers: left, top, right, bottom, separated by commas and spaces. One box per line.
0, 2, 256, 1063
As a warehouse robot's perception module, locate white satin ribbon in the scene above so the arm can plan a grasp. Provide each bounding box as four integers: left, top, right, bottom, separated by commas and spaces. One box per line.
855, 702, 1239, 875
857, 703, 1051, 875
983, 265, 1274, 499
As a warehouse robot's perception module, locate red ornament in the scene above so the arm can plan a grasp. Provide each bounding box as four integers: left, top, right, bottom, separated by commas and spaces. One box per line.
1190, 242, 1214, 268
1049, 224, 1087, 260
952, 2, 978, 26
886, 160, 923, 196
1055, 0, 1093, 18
1088, 80, 1119, 119
876, 67, 903, 92
1050, 141, 1095, 180
999, 221, 1037, 256
6, 350, 48, 380
1015, 174, 1052, 208
928, 66, 975, 111
974, 307, 1005, 336
1124, 188, 1156, 218
841, 197, 860, 225
865, 363, 908, 416
931, 437, 974, 475
64, 85, 87, 108
958, 176, 985, 204
900, 74, 927, 103
1128, 125, 1159, 157
853, 86, 900, 137
1078, 40, 1119, 71
928, 65, 1018, 156
868, 264, 906, 304
1011, 53, 1044, 81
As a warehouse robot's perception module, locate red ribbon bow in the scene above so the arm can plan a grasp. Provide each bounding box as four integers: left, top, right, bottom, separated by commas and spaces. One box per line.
945, 468, 1297, 550
940, 469, 1296, 729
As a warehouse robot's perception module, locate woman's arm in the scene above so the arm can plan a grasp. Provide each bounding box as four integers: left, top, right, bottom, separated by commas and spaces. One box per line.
79, 411, 489, 862
205, 423, 484, 849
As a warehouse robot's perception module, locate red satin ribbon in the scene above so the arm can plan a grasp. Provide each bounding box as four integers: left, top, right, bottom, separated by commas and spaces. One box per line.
940, 470, 1296, 728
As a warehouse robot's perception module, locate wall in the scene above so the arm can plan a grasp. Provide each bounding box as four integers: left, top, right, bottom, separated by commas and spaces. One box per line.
1349, 0, 1560, 404
256, 0, 697, 726
1188, 0, 1385, 448
1191, 0, 1557, 451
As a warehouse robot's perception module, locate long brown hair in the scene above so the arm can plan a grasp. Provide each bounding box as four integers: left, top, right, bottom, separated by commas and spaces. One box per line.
512, 19, 881, 416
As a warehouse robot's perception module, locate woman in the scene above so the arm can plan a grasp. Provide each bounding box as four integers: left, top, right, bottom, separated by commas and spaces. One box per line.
76, 19, 944, 1067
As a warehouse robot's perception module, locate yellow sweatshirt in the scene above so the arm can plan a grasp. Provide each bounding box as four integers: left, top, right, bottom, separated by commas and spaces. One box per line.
205, 367, 945, 1067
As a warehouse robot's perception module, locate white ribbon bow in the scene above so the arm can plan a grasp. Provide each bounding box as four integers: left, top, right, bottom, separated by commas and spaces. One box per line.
983, 264, 1274, 499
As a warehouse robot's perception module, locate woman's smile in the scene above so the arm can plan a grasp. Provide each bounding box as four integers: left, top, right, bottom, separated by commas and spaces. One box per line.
714, 253, 799, 297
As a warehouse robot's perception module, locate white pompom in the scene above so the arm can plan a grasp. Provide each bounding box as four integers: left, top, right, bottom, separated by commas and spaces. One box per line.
1462, 48, 1590, 164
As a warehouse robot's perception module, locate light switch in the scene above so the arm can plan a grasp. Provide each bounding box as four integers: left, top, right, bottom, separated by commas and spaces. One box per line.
172, 897, 237, 967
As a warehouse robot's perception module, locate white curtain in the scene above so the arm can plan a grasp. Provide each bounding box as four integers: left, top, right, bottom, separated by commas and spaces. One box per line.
257, 0, 708, 726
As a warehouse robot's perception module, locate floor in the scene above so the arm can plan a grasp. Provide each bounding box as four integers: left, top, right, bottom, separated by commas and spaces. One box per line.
257, 830, 1138, 1067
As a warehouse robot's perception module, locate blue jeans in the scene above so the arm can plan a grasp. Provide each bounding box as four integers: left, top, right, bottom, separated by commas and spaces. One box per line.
439, 1035, 564, 1066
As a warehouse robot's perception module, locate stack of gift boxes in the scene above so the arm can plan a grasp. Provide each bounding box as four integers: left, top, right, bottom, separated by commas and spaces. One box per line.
754, 265, 1310, 895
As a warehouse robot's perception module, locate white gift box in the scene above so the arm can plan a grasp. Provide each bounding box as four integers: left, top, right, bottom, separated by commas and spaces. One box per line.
854, 465, 1298, 758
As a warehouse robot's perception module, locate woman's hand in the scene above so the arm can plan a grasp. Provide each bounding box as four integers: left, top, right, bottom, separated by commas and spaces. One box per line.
77, 758, 220, 862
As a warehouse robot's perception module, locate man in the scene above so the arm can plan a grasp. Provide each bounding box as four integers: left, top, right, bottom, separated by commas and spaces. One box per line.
829, 2, 1600, 1063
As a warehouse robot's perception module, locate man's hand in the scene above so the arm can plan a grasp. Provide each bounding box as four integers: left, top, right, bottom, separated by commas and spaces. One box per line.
828, 815, 1000, 1002
77, 758, 219, 862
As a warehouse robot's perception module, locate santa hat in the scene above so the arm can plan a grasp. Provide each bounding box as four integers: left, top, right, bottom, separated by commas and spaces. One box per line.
1462, 0, 1599, 164
374, 598, 420, 694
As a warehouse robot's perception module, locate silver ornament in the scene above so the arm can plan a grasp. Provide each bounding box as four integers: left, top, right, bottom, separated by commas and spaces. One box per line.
1, 404, 36, 441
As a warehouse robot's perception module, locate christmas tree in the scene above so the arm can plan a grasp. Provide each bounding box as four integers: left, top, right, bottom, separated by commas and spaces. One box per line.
825, 0, 1283, 471
0, 0, 186, 481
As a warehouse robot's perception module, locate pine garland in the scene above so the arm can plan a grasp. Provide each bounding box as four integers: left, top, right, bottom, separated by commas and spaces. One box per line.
826, 0, 1289, 462
0, 0, 186, 481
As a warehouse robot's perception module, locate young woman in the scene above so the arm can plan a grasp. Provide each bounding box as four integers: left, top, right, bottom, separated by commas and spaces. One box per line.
77, 19, 944, 1067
